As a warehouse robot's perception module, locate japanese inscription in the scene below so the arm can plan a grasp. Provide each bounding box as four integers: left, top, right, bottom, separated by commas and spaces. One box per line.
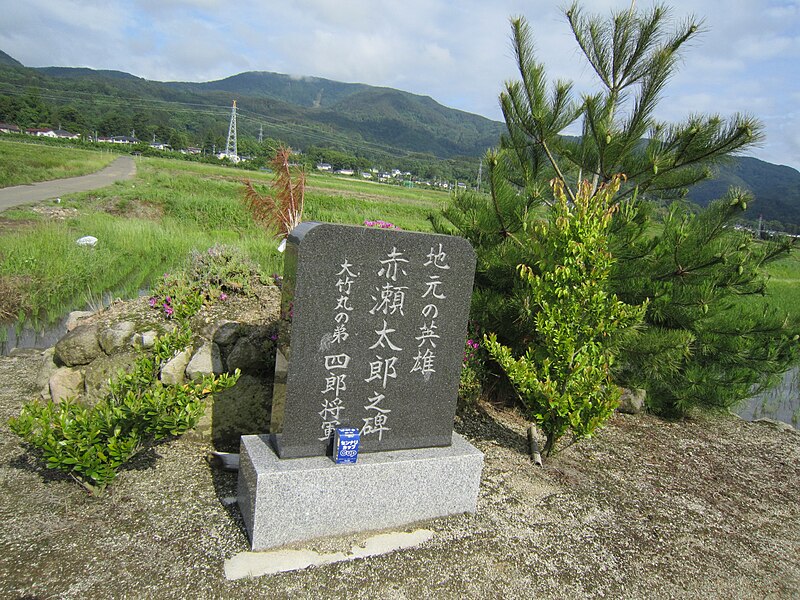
270, 222, 476, 459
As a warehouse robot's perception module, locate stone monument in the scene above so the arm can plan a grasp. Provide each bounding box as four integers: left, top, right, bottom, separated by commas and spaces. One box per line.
238, 222, 484, 550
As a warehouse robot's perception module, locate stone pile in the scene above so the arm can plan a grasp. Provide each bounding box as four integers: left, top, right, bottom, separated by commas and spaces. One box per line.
32, 292, 280, 450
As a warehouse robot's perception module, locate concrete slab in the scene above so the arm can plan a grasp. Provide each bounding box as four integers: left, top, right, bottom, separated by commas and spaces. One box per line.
238, 432, 483, 550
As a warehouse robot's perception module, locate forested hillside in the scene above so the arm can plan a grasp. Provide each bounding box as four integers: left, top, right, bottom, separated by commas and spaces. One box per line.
686, 156, 800, 232
0, 50, 797, 228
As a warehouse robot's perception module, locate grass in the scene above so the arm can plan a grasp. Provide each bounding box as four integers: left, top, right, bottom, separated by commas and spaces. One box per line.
764, 249, 800, 321
2, 139, 794, 331
0, 139, 117, 187
0, 147, 449, 326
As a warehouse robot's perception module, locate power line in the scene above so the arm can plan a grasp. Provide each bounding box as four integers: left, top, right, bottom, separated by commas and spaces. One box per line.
0, 80, 463, 158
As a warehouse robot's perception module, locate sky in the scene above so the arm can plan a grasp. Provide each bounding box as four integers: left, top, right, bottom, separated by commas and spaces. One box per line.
0, 0, 798, 170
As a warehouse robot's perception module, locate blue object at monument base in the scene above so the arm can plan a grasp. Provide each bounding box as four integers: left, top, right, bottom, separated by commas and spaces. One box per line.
238, 432, 484, 550
334, 427, 360, 464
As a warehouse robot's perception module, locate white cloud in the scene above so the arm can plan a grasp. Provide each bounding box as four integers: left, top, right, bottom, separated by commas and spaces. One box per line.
0, 0, 797, 169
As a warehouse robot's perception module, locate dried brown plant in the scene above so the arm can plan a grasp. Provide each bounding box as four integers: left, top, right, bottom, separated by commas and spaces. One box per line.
243, 145, 305, 239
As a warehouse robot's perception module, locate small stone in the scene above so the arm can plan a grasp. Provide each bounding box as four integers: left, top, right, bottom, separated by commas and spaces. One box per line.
160, 349, 192, 386
98, 321, 137, 354
49, 367, 84, 403
54, 323, 102, 367
76, 235, 98, 246
225, 337, 266, 375
186, 342, 223, 381
212, 321, 241, 348
66, 310, 94, 332
618, 388, 646, 414
137, 331, 158, 349
83, 351, 137, 406
36, 348, 60, 399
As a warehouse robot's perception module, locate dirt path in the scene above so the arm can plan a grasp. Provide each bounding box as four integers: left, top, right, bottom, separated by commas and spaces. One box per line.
0, 155, 136, 211
0, 344, 798, 598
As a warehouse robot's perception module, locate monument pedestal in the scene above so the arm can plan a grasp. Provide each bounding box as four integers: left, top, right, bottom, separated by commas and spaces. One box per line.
238, 433, 484, 551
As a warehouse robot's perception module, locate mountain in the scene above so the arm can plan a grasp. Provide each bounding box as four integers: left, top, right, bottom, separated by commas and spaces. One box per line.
686, 157, 800, 229
0, 50, 23, 68
166, 71, 503, 157
0, 50, 798, 227
174, 71, 370, 108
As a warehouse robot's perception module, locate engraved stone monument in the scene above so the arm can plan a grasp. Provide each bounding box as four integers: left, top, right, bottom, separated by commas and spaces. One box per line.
238, 222, 484, 550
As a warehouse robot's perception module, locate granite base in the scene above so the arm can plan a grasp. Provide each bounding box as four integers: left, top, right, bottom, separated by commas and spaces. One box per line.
237, 432, 484, 551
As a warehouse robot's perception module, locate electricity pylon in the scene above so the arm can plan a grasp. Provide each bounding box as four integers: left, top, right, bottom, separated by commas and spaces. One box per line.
225, 100, 238, 161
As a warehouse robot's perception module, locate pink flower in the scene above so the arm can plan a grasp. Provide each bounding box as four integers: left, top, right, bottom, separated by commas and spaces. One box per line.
220, 292, 228, 301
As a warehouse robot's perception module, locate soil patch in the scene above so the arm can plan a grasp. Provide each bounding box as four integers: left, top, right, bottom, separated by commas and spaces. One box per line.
0, 351, 798, 597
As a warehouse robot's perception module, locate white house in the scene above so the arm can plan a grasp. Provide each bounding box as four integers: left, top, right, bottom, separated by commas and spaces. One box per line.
53, 129, 79, 139
26, 128, 57, 138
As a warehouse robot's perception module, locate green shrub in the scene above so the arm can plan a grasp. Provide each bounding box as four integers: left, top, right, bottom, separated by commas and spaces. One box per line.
485, 177, 646, 456
148, 243, 261, 320
458, 336, 485, 406
9, 323, 239, 496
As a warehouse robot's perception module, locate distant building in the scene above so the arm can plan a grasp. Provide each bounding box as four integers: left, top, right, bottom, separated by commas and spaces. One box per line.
26, 128, 57, 137
316, 163, 332, 171
0, 123, 20, 134
52, 129, 79, 139
334, 169, 354, 176
110, 135, 140, 144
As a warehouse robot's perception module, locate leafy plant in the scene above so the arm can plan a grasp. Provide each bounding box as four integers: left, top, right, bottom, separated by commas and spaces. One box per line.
148, 244, 260, 320
459, 333, 486, 406
436, 2, 797, 419
485, 176, 646, 456
9, 323, 239, 495
612, 190, 799, 416
243, 145, 305, 239
186, 243, 258, 298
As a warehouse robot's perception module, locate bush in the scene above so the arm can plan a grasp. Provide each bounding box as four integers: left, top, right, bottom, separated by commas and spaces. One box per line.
9, 323, 239, 495
485, 177, 646, 456
459, 334, 487, 406
148, 243, 261, 320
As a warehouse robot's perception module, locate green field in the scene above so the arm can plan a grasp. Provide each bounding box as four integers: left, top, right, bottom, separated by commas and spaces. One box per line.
0, 139, 117, 188
0, 141, 797, 328
762, 250, 800, 319
0, 148, 448, 324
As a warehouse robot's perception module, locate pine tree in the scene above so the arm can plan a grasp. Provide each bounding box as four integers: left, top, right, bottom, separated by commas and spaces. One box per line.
434, 2, 799, 416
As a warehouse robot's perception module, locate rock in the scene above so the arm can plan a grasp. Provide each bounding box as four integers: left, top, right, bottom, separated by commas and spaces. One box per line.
98, 321, 137, 354
54, 323, 102, 367
185, 342, 223, 381
66, 310, 94, 332
160, 349, 192, 386
225, 337, 267, 375
211, 321, 241, 349
185, 374, 272, 450
618, 387, 646, 414
136, 330, 158, 349
205, 451, 240, 472
36, 348, 60, 399
49, 367, 84, 403
83, 351, 137, 405
76, 235, 98, 247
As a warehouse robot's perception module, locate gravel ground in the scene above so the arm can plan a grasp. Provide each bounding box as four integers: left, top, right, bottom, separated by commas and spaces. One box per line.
1, 348, 798, 599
